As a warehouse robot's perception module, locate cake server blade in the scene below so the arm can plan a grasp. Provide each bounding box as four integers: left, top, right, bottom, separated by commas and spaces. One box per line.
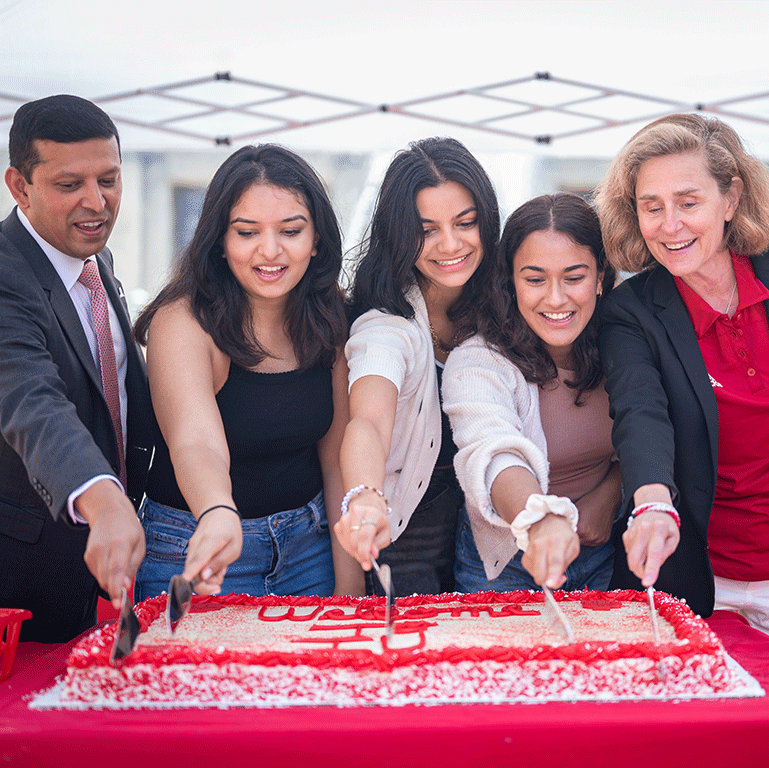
109, 587, 141, 665
370, 556, 393, 642
542, 585, 575, 643
646, 586, 668, 680
166, 574, 200, 634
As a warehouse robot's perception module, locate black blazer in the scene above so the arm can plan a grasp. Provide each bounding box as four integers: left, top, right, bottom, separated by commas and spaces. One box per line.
0, 209, 153, 641
599, 253, 769, 617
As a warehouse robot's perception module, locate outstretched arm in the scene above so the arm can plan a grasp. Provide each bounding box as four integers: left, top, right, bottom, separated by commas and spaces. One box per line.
318, 352, 365, 595
443, 337, 578, 587
0, 243, 143, 607
145, 301, 242, 595
600, 289, 681, 586
336, 375, 397, 570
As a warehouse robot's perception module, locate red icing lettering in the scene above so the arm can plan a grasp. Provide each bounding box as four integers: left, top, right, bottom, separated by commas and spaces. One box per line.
580, 600, 622, 611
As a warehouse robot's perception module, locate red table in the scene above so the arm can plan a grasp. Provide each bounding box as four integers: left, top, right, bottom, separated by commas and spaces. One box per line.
1, 611, 767, 768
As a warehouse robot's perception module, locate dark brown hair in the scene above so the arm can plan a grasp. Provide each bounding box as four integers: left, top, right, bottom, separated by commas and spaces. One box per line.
347, 137, 504, 343
134, 144, 346, 370
485, 193, 615, 403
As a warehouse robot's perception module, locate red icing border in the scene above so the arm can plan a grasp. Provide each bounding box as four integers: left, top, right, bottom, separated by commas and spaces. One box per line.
67, 590, 723, 673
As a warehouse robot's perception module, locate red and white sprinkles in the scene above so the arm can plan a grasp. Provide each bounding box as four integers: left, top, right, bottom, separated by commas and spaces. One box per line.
58, 590, 755, 707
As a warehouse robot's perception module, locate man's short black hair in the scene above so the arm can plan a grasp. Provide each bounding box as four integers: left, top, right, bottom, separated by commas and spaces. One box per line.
9, 94, 121, 181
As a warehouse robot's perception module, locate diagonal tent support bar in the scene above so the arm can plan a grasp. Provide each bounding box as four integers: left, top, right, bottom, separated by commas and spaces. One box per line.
3, 72, 769, 147
85, 72, 380, 145
381, 73, 694, 143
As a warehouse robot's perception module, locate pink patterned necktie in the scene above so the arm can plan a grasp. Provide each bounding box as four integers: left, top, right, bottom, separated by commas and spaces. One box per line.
78, 259, 127, 487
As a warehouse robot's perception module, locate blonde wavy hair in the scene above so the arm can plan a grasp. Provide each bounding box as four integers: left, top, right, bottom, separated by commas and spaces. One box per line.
593, 113, 769, 273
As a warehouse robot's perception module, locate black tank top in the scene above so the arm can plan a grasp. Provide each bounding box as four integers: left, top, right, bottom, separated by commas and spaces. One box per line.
146, 363, 333, 518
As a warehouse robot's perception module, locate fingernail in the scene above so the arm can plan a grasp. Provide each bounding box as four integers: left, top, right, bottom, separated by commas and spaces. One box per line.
202, 567, 213, 580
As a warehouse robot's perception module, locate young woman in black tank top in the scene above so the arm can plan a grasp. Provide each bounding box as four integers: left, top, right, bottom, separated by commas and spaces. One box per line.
133, 145, 361, 600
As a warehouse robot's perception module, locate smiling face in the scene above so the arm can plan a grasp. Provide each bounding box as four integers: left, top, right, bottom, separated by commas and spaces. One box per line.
414, 181, 483, 304
513, 229, 602, 369
5, 137, 122, 260
222, 183, 317, 310
634, 151, 742, 283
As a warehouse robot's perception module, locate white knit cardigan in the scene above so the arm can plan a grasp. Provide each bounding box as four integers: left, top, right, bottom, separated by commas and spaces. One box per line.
442, 334, 550, 579
345, 286, 441, 543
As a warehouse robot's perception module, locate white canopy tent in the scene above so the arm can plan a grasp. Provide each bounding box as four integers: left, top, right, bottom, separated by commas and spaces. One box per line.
2, 0, 768, 303
2, 0, 769, 157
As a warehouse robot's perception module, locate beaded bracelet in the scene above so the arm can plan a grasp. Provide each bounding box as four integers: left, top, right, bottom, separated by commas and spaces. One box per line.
340, 485, 392, 517
197, 504, 242, 524
626, 501, 681, 530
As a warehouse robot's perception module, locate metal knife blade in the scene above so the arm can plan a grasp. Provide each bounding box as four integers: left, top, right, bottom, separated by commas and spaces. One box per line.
370, 556, 393, 643
646, 586, 668, 679
109, 587, 141, 665
542, 584, 575, 643
166, 574, 200, 634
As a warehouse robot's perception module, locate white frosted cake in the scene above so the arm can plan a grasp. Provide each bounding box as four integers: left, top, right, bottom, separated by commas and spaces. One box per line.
60, 590, 750, 706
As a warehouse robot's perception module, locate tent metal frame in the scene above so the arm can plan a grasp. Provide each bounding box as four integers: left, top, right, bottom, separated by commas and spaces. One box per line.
2, 71, 769, 147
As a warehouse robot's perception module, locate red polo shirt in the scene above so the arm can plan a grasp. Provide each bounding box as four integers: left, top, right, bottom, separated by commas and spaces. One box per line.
675, 254, 769, 581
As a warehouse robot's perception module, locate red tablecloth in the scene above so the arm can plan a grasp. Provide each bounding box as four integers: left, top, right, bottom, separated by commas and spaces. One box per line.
1, 610, 767, 768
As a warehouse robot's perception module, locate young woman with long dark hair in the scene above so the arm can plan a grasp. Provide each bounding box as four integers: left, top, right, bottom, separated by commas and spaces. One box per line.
444, 193, 620, 592
133, 144, 358, 600
334, 137, 505, 596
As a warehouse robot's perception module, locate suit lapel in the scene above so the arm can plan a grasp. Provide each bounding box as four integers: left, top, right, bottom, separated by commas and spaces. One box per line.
650, 269, 719, 480
3, 211, 101, 387
750, 252, 769, 318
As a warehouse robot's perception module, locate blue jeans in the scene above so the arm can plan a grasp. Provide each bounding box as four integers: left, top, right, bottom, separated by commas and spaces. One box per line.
135, 490, 335, 602
454, 506, 614, 593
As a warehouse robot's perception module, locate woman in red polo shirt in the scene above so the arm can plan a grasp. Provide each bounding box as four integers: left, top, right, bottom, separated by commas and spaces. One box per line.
594, 113, 769, 629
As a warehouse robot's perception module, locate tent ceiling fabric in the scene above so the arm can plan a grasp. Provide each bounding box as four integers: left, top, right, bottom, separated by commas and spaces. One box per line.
2, 0, 769, 157
3, 70, 769, 153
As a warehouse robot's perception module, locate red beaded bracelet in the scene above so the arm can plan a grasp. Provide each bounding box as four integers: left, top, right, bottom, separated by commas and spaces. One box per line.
626, 502, 681, 530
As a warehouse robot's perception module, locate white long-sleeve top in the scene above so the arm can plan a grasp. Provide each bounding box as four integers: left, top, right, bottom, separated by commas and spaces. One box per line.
442, 334, 550, 579
345, 286, 441, 542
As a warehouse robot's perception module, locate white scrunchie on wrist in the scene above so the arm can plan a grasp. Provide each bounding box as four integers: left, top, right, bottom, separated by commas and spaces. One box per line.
510, 494, 579, 553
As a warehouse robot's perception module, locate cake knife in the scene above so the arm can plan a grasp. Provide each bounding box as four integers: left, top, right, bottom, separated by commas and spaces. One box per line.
370, 556, 393, 642
166, 574, 201, 634
542, 585, 575, 643
646, 586, 668, 680
109, 587, 141, 665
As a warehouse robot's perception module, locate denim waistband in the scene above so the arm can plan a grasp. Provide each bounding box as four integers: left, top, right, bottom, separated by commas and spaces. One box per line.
142, 489, 325, 531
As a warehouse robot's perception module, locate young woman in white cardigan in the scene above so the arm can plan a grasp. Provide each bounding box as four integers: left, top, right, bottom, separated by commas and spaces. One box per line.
443, 193, 620, 592
334, 137, 505, 596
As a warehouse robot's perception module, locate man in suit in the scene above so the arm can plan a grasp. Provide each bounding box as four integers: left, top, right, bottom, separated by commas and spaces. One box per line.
0, 95, 153, 642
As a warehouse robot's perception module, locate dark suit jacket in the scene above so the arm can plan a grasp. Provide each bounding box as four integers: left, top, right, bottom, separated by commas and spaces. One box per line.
0, 209, 153, 641
599, 253, 769, 617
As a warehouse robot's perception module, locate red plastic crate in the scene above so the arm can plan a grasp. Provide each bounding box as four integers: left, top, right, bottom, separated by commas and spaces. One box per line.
0, 608, 32, 681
